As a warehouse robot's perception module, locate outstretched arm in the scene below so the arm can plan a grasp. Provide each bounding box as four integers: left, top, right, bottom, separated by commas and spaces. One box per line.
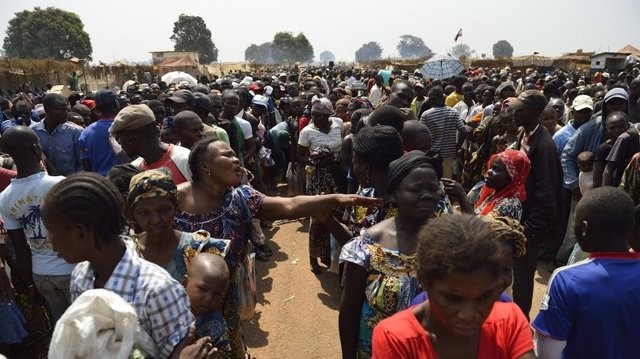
256, 194, 379, 222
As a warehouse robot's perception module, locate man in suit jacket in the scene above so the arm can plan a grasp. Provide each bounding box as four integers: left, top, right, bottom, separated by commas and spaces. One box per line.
509, 90, 562, 318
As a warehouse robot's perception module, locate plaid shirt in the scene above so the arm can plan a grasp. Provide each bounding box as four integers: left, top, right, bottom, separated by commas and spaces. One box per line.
70, 241, 193, 358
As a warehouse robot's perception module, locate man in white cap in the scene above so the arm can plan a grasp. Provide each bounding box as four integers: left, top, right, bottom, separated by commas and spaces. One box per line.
553, 94, 594, 267
561, 87, 629, 191
553, 95, 594, 156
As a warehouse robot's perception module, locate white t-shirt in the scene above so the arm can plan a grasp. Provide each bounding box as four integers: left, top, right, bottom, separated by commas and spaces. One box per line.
298, 117, 343, 158
369, 85, 382, 106
0, 171, 75, 275
235, 116, 253, 140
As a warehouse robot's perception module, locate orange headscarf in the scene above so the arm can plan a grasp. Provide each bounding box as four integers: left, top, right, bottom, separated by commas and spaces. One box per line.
476, 149, 531, 216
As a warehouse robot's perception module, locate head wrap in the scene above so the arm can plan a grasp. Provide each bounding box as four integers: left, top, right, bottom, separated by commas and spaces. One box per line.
386, 150, 443, 193
126, 168, 177, 209
476, 149, 531, 216
310, 97, 334, 115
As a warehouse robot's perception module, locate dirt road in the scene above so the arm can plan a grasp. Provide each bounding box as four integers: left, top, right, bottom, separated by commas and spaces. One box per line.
243, 218, 552, 358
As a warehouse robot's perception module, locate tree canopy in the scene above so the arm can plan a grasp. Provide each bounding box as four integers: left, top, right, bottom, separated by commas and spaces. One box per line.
245, 42, 274, 63
451, 43, 474, 59
396, 35, 431, 58
355, 42, 383, 62
319, 50, 335, 63
493, 40, 514, 58
170, 14, 218, 63
271, 32, 314, 63
3, 7, 93, 60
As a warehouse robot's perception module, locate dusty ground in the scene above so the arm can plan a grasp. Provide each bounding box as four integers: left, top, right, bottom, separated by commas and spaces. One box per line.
242, 217, 553, 359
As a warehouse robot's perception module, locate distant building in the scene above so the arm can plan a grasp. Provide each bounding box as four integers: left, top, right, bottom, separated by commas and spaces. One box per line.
150, 51, 200, 66
590, 52, 629, 72
553, 49, 593, 71
590, 45, 639, 73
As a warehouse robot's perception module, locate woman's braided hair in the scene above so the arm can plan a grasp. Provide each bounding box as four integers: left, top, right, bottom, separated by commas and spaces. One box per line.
42, 172, 125, 248
482, 216, 527, 257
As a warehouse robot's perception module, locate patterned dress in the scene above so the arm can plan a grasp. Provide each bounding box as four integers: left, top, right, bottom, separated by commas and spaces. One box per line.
349, 187, 398, 237
340, 232, 419, 359
475, 196, 523, 220
195, 310, 233, 358
174, 185, 265, 359
132, 230, 229, 282
620, 152, 640, 204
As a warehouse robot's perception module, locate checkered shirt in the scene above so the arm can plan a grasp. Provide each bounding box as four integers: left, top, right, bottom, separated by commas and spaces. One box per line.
70, 241, 194, 358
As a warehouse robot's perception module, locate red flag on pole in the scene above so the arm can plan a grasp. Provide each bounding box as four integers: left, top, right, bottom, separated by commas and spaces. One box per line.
454, 28, 462, 42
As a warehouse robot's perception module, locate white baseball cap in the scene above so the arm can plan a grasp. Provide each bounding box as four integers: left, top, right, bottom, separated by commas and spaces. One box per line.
571, 95, 594, 111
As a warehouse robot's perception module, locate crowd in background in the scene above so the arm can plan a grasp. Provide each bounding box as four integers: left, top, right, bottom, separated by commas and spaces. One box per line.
1, 61, 640, 358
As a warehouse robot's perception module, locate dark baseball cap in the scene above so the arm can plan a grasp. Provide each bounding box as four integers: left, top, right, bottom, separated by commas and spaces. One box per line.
507, 89, 547, 114
166, 89, 195, 106
94, 89, 119, 111
193, 92, 212, 112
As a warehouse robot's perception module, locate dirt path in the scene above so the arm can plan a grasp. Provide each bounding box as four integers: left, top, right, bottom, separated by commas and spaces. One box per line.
243, 218, 552, 358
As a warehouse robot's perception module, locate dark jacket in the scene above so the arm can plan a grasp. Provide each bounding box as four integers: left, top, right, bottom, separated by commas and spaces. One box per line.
514, 125, 563, 238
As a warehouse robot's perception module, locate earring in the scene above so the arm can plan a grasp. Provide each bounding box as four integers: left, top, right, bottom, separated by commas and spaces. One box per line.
207, 170, 213, 177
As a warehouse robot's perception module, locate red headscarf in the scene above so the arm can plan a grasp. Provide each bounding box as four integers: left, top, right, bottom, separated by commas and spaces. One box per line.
475, 149, 531, 216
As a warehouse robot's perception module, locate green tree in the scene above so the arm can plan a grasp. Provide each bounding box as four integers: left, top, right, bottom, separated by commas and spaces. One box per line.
396, 35, 431, 58
3, 7, 92, 60
271, 32, 314, 63
493, 40, 514, 58
355, 42, 383, 62
170, 14, 218, 63
451, 43, 475, 59
319, 50, 335, 63
245, 42, 274, 63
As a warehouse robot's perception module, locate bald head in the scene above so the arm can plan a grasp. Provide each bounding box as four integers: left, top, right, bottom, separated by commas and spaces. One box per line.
187, 252, 230, 283
0, 126, 41, 161
173, 110, 202, 130
402, 120, 432, 152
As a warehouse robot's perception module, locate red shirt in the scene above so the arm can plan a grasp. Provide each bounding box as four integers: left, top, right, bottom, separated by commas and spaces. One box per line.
372, 302, 533, 359
139, 145, 187, 184
298, 115, 311, 135
0, 167, 17, 192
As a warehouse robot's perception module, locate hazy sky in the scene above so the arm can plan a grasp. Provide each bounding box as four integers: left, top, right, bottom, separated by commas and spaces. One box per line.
1, 0, 638, 64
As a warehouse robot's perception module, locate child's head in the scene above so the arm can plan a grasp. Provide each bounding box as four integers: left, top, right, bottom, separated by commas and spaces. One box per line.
416, 214, 504, 337
575, 187, 635, 253
42, 173, 126, 263
401, 120, 432, 153
183, 253, 230, 316
577, 151, 594, 173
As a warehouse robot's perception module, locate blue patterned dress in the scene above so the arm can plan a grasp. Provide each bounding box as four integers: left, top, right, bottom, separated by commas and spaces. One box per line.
339, 232, 418, 359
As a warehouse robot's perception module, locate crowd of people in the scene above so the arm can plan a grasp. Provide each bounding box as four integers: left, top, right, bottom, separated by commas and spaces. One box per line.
0, 61, 640, 358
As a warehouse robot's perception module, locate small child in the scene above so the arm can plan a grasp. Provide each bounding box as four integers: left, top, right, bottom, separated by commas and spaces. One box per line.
183, 252, 232, 357
577, 151, 594, 195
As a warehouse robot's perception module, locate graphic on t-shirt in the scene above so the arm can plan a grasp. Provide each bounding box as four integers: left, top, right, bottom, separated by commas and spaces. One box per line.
11, 199, 50, 249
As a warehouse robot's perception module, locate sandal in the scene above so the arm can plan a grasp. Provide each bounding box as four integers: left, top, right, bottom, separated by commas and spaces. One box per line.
320, 256, 331, 268
255, 250, 270, 261
257, 243, 273, 256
